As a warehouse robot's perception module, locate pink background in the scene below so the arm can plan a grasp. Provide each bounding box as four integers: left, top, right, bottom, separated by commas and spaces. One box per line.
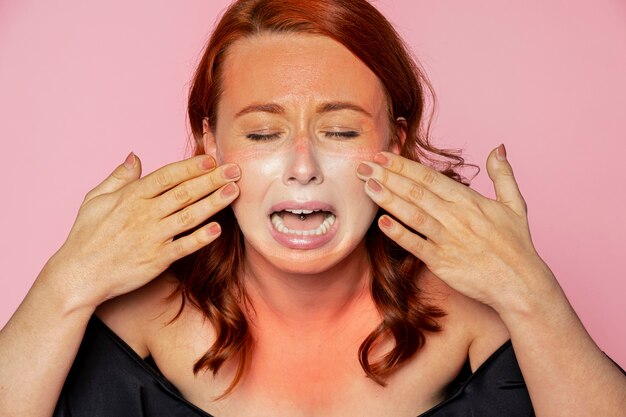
1, 0, 624, 367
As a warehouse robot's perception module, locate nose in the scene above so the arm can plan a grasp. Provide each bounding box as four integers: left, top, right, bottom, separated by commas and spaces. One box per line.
283, 134, 323, 185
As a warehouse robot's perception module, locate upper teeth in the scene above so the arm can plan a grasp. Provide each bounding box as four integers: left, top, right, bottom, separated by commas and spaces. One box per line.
285, 209, 315, 215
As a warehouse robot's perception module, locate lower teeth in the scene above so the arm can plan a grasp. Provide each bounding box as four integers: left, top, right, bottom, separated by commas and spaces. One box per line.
270, 213, 336, 236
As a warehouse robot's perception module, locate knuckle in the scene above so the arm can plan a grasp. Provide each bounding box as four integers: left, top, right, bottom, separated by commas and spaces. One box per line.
185, 162, 196, 178
411, 210, 427, 227
195, 228, 211, 245
395, 157, 405, 173
83, 189, 96, 202
205, 172, 218, 190
501, 167, 515, 177
173, 185, 192, 204
393, 224, 408, 241
379, 168, 389, 185
154, 170, 172, 189
110, 169, 126, 183
422, 169, 438, 186
408, 184, 425, 202
176, 208, 196, 227
379, 192, 394, 207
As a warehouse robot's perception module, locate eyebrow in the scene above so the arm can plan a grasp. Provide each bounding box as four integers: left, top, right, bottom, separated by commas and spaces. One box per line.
317, 101, 373, 117
235, 103, 284, 118
234, 101, 373, 118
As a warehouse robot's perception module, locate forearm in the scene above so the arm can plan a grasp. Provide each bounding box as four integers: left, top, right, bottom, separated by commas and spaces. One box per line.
497, 272, 626, 417
0, 260, 97, 417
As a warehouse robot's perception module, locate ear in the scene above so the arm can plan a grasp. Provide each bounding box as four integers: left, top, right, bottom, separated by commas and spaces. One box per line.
389, 117, 407, 155
202, 118, 217, 160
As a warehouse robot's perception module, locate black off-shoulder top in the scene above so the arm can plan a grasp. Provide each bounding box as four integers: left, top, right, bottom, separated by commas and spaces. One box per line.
52, 315, 624, 417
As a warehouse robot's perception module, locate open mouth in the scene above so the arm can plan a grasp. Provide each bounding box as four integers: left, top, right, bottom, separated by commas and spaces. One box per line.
270, 209, 336, 236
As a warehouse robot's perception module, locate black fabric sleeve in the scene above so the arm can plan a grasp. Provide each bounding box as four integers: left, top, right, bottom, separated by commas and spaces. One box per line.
53, 316, 211, 417
419, 340, 535, 417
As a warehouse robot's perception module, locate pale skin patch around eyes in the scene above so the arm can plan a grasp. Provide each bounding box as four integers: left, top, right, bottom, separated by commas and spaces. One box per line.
216, 140, 392, 164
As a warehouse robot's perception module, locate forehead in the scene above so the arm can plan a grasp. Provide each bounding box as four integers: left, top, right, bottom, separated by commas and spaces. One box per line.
219, 32, 387, 115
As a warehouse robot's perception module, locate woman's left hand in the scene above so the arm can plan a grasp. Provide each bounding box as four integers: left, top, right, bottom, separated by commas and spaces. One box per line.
356, 144, 558, 313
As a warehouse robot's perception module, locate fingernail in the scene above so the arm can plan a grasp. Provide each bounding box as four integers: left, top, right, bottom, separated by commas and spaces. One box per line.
373, 153, 389, 166
367, 178, 383, 193
201, 156, 216, 171
221, 182, 238, 197
123, 152, 136, 170
379, 215, 393, 228
496, 144, 507, 161
208, 222, 221, 235
357, 163, 373, 176
223, 164, 241, 179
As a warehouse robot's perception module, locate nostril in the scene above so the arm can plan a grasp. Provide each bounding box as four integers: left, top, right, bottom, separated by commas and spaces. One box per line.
284, 146, 323, 185
286, 174, 320, 185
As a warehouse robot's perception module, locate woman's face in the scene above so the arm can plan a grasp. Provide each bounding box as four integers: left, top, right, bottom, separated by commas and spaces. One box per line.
204, 33, 396, 274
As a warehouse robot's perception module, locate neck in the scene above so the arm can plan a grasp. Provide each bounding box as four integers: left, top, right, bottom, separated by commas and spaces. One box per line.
242, 241, 375, 332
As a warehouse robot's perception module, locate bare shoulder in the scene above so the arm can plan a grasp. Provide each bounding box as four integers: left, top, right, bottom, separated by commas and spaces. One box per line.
94, 270, 182, 358
418, 266, 511, 372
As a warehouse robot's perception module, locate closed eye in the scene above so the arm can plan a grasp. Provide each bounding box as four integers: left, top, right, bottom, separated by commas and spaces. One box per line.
246, 132, 281, 141
324, 131, 360, 139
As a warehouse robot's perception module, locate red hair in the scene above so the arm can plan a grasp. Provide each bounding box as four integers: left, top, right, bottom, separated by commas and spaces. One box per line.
171, 0, 476, 398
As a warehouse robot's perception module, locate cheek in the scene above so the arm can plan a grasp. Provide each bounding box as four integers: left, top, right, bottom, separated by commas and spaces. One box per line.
320, 151, 379, 215
221, 148, 287, 231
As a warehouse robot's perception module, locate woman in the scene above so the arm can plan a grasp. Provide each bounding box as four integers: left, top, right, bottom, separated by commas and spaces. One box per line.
1, 0, 624, 416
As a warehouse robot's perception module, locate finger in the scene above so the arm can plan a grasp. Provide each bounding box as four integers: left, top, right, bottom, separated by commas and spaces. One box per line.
357, 161, 449, 224
487, 144, 527, 215
371, 152, 471, 203
136, 154, 217, 198
363, 178, 445, 243
377, 215, 438, 264
164, 221, 222, 263
84, 152, 143, 202
159, 182, 239, 238
155, 163, 241, 218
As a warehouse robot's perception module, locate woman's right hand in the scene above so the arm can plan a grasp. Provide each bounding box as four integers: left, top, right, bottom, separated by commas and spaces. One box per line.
44, 152, 240, 310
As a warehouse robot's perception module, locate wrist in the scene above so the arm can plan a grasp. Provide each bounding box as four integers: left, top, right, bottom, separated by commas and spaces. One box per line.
36, 253, 102, 318
490, 260, 566, 323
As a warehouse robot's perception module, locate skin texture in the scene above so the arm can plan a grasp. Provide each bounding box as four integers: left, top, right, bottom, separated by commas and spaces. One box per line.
1, 31, 625, 417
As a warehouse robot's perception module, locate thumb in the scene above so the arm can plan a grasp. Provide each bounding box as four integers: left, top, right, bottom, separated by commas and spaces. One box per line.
487, 144, 527, 215
84, 152, 142, 202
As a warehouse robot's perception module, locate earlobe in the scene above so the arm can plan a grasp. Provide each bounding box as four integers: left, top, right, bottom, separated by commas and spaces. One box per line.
202, 118, 217, 159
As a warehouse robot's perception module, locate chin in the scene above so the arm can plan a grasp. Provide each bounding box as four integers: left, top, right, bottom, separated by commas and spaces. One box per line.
242, 226, 372, 277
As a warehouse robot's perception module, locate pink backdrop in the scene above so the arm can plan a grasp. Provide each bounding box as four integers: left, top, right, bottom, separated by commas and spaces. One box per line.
1, 0, 624, 367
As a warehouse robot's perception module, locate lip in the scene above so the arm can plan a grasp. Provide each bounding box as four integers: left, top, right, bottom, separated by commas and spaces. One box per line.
267, 200, 338, 249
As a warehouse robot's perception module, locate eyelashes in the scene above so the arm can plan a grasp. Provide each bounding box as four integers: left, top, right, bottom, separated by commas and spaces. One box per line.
327, 131, 359, 139
246, 132, 281, 141
246, 131, 360, 141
